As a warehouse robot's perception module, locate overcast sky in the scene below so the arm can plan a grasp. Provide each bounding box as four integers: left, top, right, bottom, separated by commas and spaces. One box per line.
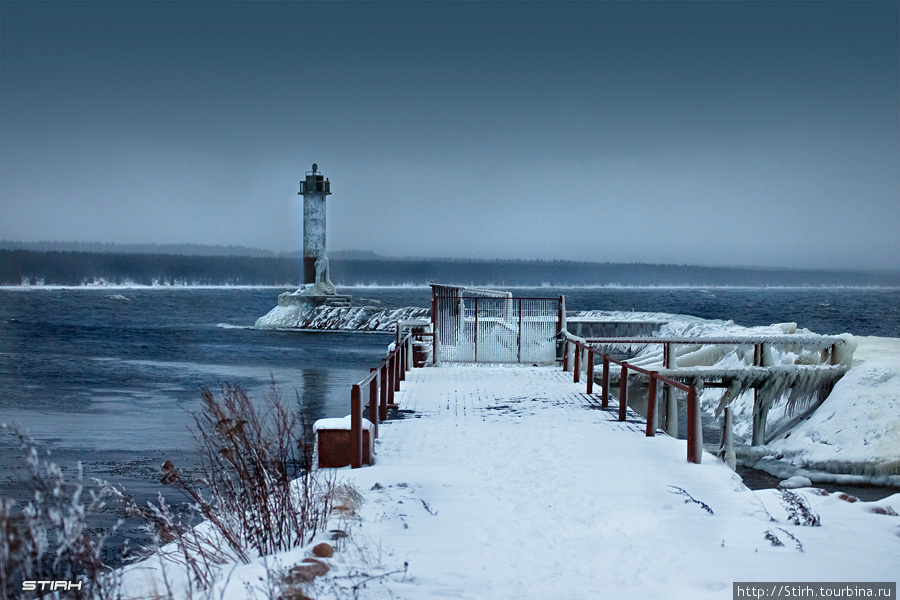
1, 1, 898, 269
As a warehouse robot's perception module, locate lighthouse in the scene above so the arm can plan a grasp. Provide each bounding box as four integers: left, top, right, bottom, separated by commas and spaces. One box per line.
294, 163, 350, 306
300, 163, 331, 286
254, 163, 350, 329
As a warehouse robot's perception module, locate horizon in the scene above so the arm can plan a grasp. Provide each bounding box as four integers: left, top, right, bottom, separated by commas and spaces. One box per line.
1, 2, 898, 270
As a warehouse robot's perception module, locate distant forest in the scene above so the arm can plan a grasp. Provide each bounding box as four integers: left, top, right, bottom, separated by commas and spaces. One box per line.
2, 249, 899, 288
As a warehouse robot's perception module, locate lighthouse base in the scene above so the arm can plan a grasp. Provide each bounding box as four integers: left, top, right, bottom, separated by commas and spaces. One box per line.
279, 291, 352, 308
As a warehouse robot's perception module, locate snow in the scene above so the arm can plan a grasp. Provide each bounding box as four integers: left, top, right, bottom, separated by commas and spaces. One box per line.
118, 365, 900, 599
313, 416, 374, 433
778, 476, 813, 489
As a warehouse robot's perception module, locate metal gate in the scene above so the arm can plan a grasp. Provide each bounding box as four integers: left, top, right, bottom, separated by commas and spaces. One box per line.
431, 285, 561, 364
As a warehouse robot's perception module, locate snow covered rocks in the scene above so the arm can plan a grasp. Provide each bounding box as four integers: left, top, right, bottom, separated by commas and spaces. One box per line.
779, 475, 813, 489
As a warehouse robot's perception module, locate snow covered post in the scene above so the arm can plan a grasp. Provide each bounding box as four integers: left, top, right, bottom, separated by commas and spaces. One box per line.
407, 335, 413, 371
399, 338, 406, 382
717, 406, 736, 470
751, 401, 771, 446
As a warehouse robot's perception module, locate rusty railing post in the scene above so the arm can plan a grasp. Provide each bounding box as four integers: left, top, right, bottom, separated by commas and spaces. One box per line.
393, 349, 401, 392
586, 348, 593, 395
379, 362, 388, 420
563, 339, 569, 372
387, 354, 395, 406
573, 342, 580, 383
350, 384, 362, 469
602, 354, 609, 408
369, 369, 379, 440
646, 373, 657, 437
687, 385, 702, 464
618, 363, 628, 422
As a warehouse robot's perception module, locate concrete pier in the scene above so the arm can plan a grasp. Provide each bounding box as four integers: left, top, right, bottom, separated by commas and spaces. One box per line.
333, 364, 898, 598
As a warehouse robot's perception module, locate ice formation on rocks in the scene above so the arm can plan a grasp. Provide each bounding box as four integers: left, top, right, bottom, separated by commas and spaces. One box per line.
255, 302, 429, 332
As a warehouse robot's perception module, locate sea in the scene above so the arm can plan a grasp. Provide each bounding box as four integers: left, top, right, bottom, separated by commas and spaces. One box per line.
1, 285, 898, 562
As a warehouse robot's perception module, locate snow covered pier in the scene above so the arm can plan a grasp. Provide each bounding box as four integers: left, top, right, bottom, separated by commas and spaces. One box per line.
332, 362, 899, 598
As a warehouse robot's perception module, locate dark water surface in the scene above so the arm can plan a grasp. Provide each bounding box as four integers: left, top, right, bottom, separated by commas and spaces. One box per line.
1, 286, 898, 562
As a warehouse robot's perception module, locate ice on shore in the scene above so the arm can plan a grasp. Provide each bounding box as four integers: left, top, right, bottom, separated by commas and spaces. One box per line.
745, 336, 900, 484
255, 301, 428, 331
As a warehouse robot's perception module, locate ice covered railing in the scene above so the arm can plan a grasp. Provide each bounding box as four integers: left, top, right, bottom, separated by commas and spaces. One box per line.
564, 311, 857, 448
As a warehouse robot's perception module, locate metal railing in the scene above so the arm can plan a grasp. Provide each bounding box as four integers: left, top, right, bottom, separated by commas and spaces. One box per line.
299, 179, 330, 194
430, 284, 563, 364
346, 329, 439, 468
562, 333, 703, 464
579, 334, 848, 446
581, 335, 846, 369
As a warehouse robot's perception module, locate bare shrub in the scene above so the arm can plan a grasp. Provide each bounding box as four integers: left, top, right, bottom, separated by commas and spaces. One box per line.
779, 489, 821, 527
3, 383, 335, 598
0, 423, 123, 600
120, 383, 336, 591
776, 527, 805, 552
102, 484, 230, 593
764, 529, 784, 547
667, 485, 714, 515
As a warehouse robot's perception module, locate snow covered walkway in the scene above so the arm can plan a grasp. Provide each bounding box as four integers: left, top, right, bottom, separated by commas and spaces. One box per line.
335, 364, 899, 599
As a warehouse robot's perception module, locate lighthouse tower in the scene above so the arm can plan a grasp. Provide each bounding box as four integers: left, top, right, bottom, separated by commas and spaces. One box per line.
300, 163, 330, 286
296, 163, 350, 306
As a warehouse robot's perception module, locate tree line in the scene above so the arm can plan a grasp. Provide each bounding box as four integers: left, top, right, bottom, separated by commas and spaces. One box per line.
2, 249, 899, 287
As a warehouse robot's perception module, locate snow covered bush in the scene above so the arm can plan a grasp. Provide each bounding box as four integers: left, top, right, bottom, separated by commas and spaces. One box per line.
110, 384, 337, 593
0, 423, 124, 600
